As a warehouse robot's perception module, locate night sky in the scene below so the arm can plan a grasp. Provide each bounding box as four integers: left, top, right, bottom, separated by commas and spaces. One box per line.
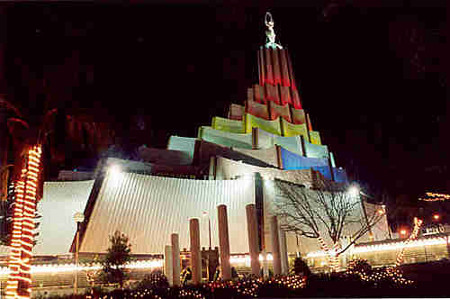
1, 1, 448, 203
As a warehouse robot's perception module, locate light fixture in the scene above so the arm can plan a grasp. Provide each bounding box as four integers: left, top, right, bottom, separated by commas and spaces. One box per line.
109, 164, 121, 175
347, 185, 360, 198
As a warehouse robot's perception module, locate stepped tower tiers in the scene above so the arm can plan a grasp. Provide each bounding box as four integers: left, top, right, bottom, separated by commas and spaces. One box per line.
178, 12, 347, 184
131, 12, 347, 185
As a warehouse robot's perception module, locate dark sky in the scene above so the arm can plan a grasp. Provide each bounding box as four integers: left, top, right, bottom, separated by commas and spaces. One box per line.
1, 1, 448, 201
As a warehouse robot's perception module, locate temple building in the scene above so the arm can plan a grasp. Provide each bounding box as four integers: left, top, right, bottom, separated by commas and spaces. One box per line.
7, 12, 440, 291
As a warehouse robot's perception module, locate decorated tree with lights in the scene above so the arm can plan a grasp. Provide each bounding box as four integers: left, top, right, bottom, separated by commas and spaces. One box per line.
1, 95, 114, 298
100, 230, 132, 287
274, 179, 386, 270
1, 98, 50, 299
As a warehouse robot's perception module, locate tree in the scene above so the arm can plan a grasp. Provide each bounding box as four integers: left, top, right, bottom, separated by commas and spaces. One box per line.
0, 199, 11, 245
101, 230, 132, 287
274, 179, 386, 265
293, 257, 311, 277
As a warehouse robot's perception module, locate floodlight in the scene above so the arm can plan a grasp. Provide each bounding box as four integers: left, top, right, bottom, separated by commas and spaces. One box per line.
347, 185, 360, 198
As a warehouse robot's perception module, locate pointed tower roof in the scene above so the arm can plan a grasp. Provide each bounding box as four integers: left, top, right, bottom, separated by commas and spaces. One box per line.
256, 12, 302, 110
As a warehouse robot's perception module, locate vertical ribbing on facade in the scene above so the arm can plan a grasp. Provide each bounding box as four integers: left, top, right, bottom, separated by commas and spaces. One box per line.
264, 48, 274, 85
279, 49, 291, 87
79, 173, 255, 254
258, 48, 265, 86
272, 49, 282, 85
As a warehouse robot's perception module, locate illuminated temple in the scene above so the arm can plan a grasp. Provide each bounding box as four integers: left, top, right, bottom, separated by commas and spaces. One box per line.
0, 11, 385, 270
6, 12, 450, 291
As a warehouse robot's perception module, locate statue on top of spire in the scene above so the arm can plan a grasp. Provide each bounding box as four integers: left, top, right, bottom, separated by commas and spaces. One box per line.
265, 12, 283, 49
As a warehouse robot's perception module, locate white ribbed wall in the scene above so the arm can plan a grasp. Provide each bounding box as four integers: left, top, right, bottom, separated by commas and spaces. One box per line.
35, 180, 95, 254
80, 172, 255, 254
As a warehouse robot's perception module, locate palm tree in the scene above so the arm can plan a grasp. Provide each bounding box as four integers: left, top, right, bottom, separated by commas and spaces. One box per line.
0, 99, 30, 250
2, 95, 114, 298
0, 98, 28, 200
0, 96, 53, 298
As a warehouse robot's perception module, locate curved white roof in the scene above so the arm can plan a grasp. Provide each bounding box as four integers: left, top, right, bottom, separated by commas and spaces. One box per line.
80, 171, 255, 254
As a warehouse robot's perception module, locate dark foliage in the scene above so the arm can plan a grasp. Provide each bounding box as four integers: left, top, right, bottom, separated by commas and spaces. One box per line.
100, 230, 132, 287
0, 198, 12, 246
293, 257, 311, 277
136, 270, 170, 290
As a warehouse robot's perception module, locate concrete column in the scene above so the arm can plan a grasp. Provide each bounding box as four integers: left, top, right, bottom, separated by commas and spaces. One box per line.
270, 216, 282, 276
279, 229, 289, 275
164, 245, 173, 286
171, 233, 181, 286
300, 135, 307, 157
217, 204, 231, 280
246, 204, 261, 276
190, 218, 201, 284
327, 153, 335, 181
252, 127, 259, 150
276, 145, 283, 170
208, 156, 216, 180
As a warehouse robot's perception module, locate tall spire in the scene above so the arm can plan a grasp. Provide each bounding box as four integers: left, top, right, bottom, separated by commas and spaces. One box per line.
265, 12, 282, 49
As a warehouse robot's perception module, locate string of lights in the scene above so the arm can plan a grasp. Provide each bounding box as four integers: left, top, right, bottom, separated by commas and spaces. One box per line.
331, 242, 341, 270
317, 236, 333, 267
395, 217, 423, 266
202, 275, 306, 298
419, 192, 450, 201
6, 145, 42, 299
118, 275, 306, 299
346, 259, 413, 286
178, 289, 205, 298
0, 259, 164, 276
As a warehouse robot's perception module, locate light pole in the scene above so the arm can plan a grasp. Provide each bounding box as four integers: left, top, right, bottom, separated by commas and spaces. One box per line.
73, 212, 85, 296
